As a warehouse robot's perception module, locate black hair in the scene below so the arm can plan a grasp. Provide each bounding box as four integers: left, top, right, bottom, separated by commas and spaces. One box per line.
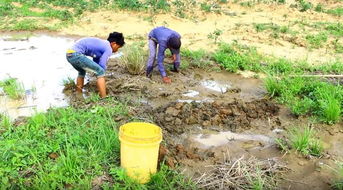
107, 32, 125, 46
168, 36, 181, 49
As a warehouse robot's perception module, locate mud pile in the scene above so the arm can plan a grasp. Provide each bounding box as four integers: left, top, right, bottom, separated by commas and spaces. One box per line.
150, 99, 280, 135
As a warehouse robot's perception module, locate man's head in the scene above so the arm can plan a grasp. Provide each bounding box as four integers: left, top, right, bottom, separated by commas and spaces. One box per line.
107, 32, 125, 53
168, 36, 181, 54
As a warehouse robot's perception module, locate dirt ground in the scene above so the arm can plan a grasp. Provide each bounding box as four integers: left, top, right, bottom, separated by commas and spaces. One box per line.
65, 57, 343, 190
60, 2, 342, 65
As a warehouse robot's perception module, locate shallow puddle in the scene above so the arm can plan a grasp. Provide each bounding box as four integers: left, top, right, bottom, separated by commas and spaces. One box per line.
200, 80, 231, 93
193, 131, 274, 148
0, 34, 76, 119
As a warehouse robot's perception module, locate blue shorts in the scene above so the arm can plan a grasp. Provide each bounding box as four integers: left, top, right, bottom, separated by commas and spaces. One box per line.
66, 52, 105, 78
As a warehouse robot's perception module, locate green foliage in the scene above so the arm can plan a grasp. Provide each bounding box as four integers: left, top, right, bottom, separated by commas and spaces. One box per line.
325, 23, 343, 37
314, 3, 324, 12
61, 77, 74, 86
298, 0, 313, 12
208, 29, 223, 44
333, 162, 343, 190
264, 76, 342, 124
213, 42, 263, 72
120, 44, 146, 75
289, 126, 323, 157
109, 164, 196, 189
305, 32, 328, 48
290, 97, 314, 116
326, 7, 343, 16
333, 40, 343, 53
0, 77, 25, 99
181, 49, 213, 69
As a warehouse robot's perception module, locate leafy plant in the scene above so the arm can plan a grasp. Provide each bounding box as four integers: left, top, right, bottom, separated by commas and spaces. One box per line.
305, 32, 328, 48
0, 77, 25, 99
289, 126, 323, 157
208, 29, 223, 44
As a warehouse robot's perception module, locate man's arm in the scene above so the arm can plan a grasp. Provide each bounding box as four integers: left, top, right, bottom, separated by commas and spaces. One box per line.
98, 50, 112, 70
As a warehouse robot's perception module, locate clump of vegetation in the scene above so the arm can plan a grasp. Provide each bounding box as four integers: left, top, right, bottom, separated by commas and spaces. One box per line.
305, 32, 328, 48
120, 45, 146, 75
332, 161, 343, 190
326, 7, 343, 17
0, 101, 195, 189
213, 42, 263, 72
264, 76, 342, 124
195, 156, 285, 189
276, 126, 324, 157
181, 49, 213, 69
208, 28, 223, 44
0, 77, 25, 99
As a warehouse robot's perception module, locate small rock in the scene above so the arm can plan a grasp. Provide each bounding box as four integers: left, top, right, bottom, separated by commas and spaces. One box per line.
48, 152, 59, 160
165, 157, 175, 168
202, 120, 211, 127
175, 102, 183, 109
298, 161, 305, 166
165, 107, 180, 117
175, 118, 182, 125
165, 117, 174, 122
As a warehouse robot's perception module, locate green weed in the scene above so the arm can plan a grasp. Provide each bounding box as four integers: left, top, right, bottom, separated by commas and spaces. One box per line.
181, 49, 213, 69
0, 114, 12, 133
325, 23, 343, 37
61, 77, 74, 86
298, 0, 313, 12
332, 161, 343, 190
0, 77, 25, 99
333, 40, 343, 53
290, 97, 314, 116
213, 42, 263, 72
120, 45, 146, 75
326, 7, 343, 16
289, 126, 323, 157
305, 32, 328, 48
0, 102, 195, 188
208, 29, 223, 44
314, 3, 324, 12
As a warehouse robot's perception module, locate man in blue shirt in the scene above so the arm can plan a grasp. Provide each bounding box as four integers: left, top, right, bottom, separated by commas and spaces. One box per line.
66, 32, 125, 98
146, 27, 181, 84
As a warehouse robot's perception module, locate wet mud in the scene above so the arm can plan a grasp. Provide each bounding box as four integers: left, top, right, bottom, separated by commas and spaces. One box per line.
2, 34, 342, 190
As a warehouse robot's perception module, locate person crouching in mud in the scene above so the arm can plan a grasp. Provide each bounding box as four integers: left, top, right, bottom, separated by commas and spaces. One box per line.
66, 32, 125, 98
146, 26, 181, 84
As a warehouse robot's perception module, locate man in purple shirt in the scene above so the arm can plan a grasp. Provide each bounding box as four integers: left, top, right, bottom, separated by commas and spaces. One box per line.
146, 26, 181, 84
66, 32, 125, 98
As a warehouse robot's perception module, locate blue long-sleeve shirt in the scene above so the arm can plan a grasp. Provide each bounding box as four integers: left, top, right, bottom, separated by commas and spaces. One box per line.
72, 37, 112, 70
149, 27, 181, 77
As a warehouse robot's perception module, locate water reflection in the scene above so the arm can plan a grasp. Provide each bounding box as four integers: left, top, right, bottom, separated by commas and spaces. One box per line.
0, 34, 76, 119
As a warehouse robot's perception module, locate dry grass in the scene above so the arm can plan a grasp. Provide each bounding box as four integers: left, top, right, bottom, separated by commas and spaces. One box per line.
195, 155, 287, 190
120, 45, 146, 75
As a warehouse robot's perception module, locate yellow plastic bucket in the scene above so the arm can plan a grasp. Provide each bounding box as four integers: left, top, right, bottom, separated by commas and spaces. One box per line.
119, 122, 162, 183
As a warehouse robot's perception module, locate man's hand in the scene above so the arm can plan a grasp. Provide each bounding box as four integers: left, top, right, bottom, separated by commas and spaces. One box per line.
162, 76, 171, 84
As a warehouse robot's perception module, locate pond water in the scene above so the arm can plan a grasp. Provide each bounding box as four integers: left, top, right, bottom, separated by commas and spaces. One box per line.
0, 34, 76, 119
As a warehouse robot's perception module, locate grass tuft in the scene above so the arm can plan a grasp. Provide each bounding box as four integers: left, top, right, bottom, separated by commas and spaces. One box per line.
120, 45, 146, 75
289, 126, 323, 157
0, 77, 25, 99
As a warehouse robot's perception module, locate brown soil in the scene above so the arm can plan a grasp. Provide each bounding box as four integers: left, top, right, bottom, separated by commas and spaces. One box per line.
67, 57, 343, 190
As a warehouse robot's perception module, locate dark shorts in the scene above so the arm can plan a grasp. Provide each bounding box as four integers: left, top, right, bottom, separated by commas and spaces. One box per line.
66, 52, 105, 78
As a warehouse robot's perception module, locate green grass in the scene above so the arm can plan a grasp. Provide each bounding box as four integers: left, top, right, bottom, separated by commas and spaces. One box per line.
333, 162, 343, 190
213, 42, 263, 72
0, 77, 25, 99
0, 100, 195, 189
181, 49, 213, 69
326, 7, 343, 16
264, 76, 342, 124
305, 32, 328, 48
120, 44, 146, 75
289, 126, 323, 157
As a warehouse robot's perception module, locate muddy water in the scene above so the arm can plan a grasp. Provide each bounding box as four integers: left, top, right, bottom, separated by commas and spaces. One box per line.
0, 34, 76, 119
